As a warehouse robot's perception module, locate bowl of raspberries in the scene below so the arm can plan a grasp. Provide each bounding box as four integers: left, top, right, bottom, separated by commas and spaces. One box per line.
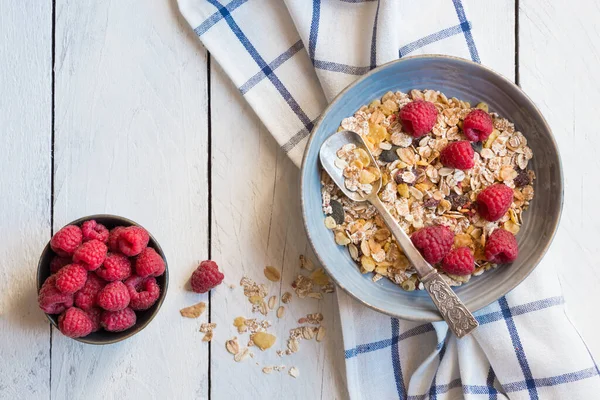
37, 214, 168, 344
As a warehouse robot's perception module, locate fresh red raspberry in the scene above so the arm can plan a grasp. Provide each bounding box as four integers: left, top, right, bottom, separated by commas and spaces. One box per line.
398, 100, 438, 138
410, 225, 454, 264
125, 275, 161, 310
58, 307, 93, 338
73, 239, 108, 271
82, 220, 109, 243
135, 247, 165, 277
485, 229, 518, 263
50, 225, 83, 257
50, 256, 71, 274
463, 109, 493, 142
55, 264, 88, 294
85, 307, 103, 332
107, 226, 126, 252
38, 275, 74, 314
442, 247, 475, 275
191, 260, 224, 293
477, 184, 514, 221
96, 281, 130, 311
95, 253, 132, 282
101, 307, 136, 332
117, 226, 150, 256
440, 141, 475, 170
74, 273, 106, 310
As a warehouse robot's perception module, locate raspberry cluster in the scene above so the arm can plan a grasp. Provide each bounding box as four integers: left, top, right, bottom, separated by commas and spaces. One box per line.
39, 220, 165, 338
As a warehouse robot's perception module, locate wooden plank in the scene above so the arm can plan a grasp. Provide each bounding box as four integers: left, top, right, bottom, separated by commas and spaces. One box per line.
0, 1, 52, 398
209, 61, 348, 399
520, 0, 600, 360
51, 1, 209, 398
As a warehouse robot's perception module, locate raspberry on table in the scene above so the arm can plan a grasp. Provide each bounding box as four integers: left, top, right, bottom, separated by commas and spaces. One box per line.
74, 273, 106, 310
125, 275, 161, 310
85, 307, 103, 333
101, 307, 136, 332
463, 109, 493, 142
107, 226, 126, 252
477, 183, 514, 221
135, 247, 165, 278
97, 281, 130, 311
440, 141, 475, 170
58, 307, 93, 338
55, 264, 88, 294
50, 256, 71, 274
191, 260, 224, 293
410, 225, 454, 264
398, 100, 438, 138
82, 220, 109, 243
50, 225, 83, 257
442, 247, 475, 275
73, 239, 108, 271
117, 226, 150, 257
95, 253, 132, 282
38, 275, 74, 314
485, 228, 518, 263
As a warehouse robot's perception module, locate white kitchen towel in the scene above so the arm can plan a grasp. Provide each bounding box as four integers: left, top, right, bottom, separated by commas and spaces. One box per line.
177, 0, 600, 398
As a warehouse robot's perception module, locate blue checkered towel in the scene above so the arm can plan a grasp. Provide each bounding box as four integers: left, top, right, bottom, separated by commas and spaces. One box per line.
177, 0, 600, 398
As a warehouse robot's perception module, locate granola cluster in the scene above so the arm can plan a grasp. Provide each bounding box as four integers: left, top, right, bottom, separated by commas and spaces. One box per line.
321, 89, 535, 289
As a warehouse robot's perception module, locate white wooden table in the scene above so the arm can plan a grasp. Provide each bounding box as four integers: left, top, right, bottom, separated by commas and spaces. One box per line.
1, 1, 598, 399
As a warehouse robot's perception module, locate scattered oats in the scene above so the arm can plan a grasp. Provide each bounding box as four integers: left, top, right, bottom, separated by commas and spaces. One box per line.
277, 306, 285, 319
287, 338, 300, 353
268, 295, 276, 310
299, 254, 315, 271
179, 301, 206, 318
240, 277, 268, 298
316, 326, 326, 342
199, 322, 216, 333
234, 347, 250, 362
299, 313, 324, 325
292, 274, 313, 298
264, 266, 281, 282
202, 331, 213, 342
308, 292, 323, 300
252, 332, 277, 350
226, 337, 240, 355
289, 367, 300, 378
244, 318, 272, 334
274, 365, 286, 372
281, 292, 292, 304
262, 366, 273, 374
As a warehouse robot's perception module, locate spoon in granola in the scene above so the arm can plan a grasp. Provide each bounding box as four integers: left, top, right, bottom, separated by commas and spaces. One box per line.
320, 130, 478, 338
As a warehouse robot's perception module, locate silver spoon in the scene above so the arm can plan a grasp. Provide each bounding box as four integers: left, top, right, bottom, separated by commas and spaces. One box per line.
320, 130, 478, 338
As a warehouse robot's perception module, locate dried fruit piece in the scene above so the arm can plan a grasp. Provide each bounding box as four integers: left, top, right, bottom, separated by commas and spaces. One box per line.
310, 268, 330, 286
252, 332, 276, 351
264, 266, 281, 282
379, 146, 399, 163
179, 301, 207, 318
329, 200, 345, 225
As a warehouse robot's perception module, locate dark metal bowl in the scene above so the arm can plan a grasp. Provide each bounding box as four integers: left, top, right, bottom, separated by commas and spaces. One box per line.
37, 214, 168, 344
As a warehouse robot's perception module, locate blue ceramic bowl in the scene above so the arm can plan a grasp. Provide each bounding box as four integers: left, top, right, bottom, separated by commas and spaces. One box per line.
301, 55, 563, 321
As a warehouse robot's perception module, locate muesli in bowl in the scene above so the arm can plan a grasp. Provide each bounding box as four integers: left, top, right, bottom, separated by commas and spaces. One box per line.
321, 89, 535, 291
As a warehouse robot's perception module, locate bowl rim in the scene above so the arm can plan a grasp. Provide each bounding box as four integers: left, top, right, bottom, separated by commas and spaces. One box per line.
300, 54, 564, 321
37, 214, 169, 344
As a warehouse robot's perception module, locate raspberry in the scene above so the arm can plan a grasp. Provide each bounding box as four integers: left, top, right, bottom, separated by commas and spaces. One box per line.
38, 275, 74, 314
55, 264, 88, 294
101, 308, 136, 332
463, 109, 493, 142
191, 260, 224, 293
50, 256, 71, 274
125, 275, 161, 310
58, 307, 93, 338
485, 229, 518, 263
107, 226, 126, 252
117, 226, 150, 256
410, 225, 454, 264
440, 141, 474, 170
398, 100, 438, 138
73, 239, 108, 271
96, 281, 130, 311
95, 253, 132, 282
74, 273, 106, 310
82, 220, 109, 243
85, 307, 103, 332
477, 184, 514, 221
135, 247, 165, 277
442, 247, 475, 275
50, 225, 83, 257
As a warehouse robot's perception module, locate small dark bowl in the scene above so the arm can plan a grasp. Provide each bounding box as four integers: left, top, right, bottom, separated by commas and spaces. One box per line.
37, 214, 169, 345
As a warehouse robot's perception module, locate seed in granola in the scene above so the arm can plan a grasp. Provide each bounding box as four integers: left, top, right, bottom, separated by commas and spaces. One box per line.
264, 266, 281, 282
277, 306, 285, 318
226, 337, 240, 355
329, 200, 345, 225
281, 292, 292, 304
379, 146, 399, 163
288, 367, 299, 378
179, 301, 207, 318
268, 295, 276, 310
252, 332, 276, 351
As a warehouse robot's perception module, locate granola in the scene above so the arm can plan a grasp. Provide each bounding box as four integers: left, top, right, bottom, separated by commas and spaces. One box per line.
321, 89, 535, 289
